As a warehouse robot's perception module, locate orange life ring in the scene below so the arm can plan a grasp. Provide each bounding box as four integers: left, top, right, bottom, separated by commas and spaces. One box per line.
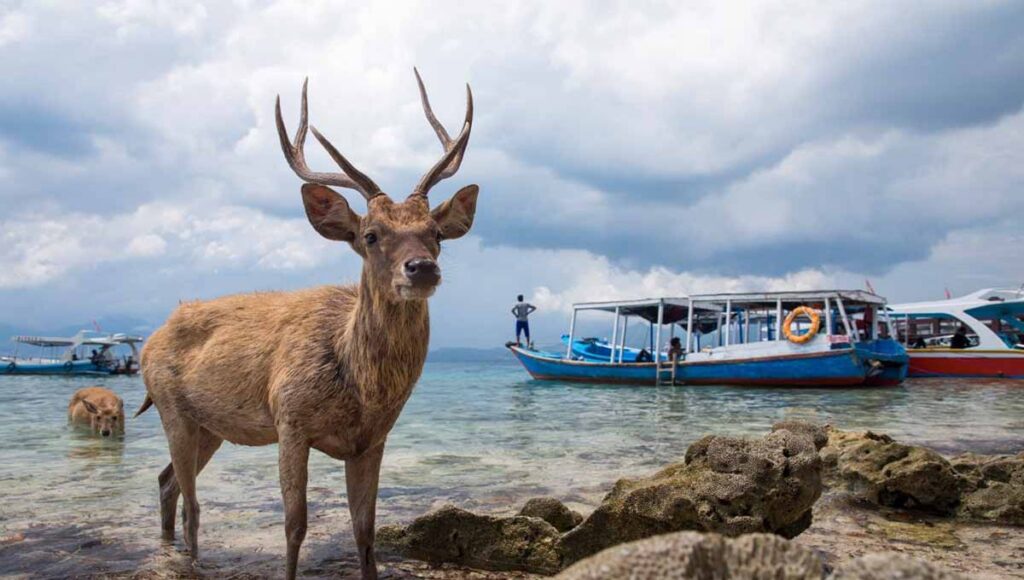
783, 306, 821, 344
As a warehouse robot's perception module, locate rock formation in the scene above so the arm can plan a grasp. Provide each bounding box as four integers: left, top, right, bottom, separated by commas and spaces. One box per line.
555, 532, 823, 580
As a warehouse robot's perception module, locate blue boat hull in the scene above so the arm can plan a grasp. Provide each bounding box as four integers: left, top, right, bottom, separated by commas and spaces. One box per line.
509, 341, 907, 387
0, 360, 114, 376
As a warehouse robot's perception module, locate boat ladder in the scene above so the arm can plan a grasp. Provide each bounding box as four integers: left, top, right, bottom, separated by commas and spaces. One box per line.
655, 358, 678, 386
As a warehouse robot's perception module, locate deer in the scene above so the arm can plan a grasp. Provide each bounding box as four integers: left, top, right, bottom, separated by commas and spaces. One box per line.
135, 69, 478, 580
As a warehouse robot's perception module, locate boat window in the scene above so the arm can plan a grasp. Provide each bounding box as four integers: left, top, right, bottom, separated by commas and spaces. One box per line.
894, 313, 979, 348
971, 315, 1024, 348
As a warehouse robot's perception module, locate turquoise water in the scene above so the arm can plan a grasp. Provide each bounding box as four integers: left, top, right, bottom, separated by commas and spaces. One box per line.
2, 362, 1023, 576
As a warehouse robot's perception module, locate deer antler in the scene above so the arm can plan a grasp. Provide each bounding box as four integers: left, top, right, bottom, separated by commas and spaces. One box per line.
412, 68, 473, 197
276, 79, 381, 200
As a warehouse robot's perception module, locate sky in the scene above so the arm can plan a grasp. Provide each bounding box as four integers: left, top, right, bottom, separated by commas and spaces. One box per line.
1, 0, 1023, 347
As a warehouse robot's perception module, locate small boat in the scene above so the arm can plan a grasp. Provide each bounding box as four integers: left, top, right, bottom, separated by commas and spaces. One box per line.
508, 290, 908, 387
1, 331, 143, 376
887, 288, 1024, 378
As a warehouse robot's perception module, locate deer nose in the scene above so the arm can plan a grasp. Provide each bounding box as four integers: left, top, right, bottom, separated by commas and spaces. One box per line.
404, 258, 440, 286
101, 429, 111, 437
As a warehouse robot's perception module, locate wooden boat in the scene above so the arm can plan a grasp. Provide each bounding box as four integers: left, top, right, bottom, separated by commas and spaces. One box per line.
887, 288, 1024, 378
0, 331, 143, 376
508, 291, 908, 387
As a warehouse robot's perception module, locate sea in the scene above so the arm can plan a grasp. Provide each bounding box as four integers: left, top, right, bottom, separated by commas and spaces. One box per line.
2, 360, 1023, 577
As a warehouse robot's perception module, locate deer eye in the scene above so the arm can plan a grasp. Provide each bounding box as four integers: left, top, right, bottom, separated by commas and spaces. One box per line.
364, 232, 378, 245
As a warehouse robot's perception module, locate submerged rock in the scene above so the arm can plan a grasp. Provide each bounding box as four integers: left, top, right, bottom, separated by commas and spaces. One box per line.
555, 532, 823, 580
377, 505, 562, 574
518, 497, 583, 532
831, 553, 969, 579
822, 429, 963, 514
951, 452, 1024, 525
558, 427, 823, 564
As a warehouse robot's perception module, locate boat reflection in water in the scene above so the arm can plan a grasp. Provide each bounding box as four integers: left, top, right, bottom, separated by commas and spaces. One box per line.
508, 290, 908, 387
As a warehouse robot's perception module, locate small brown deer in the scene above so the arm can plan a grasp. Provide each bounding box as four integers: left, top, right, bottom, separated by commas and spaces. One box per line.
136, 69, 478, 579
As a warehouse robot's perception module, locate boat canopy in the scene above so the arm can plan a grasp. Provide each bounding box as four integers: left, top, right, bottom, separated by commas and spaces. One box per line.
12, 331, 143, 348
572, 298, 705, 324
571, 290, 886, 325
687, 290, 885, 307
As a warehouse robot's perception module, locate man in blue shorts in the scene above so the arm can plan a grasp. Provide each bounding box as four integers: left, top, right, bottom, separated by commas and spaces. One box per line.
511, 294, 537, 346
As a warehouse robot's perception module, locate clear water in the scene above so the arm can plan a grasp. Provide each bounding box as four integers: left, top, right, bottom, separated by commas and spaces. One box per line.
2, 362, 1023, 576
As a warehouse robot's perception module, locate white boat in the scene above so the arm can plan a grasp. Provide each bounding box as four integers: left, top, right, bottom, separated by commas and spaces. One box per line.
887, 288, 1024, 378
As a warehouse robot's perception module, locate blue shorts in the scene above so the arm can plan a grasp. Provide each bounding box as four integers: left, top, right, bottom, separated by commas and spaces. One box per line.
515, 320, 530, 340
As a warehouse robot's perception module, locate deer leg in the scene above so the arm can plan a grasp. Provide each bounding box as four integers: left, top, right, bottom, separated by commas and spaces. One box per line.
158, 462, 177, 539
159, 429, 224, 540
278, 431, 310, 580
162, 416, 202, 559
346, 444, 385, 580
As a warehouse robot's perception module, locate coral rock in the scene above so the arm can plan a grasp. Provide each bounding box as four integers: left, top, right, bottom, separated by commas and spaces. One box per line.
555, 532, 823, 580
557, 428, 823, 564
376, 505, 562, 574
831, 553, 969, 579
518, 497, 583, 532
823, 429, 962, 514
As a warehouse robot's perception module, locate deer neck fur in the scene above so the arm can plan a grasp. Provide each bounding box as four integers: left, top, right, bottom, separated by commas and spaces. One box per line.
335, 267, 430, 410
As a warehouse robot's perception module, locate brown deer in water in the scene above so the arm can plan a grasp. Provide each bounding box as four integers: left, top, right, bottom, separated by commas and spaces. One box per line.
136, 69, 477, 579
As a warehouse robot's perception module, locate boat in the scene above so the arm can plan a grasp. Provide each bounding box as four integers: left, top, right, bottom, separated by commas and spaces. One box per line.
507, 290, 908, 387
0, 331, 143, 376
887, 288, 1024, 378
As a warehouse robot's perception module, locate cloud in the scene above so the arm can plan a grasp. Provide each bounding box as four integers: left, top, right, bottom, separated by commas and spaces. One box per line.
0, 201, 339, 289
0, 1, 1022, 345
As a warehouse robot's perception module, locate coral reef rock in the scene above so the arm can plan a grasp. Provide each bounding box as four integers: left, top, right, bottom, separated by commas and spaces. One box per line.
558, 427, 823, 564
772, 420, 830, 451
555, 532, 823, 580
518, 497, 583, 532
831, 553, 969, 579
821, 429, 963, 514
951, 452, 1024, 525
377, 505, 562, 574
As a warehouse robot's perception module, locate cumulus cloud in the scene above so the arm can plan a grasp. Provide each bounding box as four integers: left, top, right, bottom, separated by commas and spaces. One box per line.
0, 1, 1022, 344
0, 201, 338, 289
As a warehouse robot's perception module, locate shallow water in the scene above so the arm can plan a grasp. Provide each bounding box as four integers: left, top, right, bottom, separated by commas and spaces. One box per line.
1, 362, 1023, 577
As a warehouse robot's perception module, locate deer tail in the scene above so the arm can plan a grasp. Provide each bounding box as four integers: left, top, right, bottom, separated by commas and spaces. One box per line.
134, 394, 154, 418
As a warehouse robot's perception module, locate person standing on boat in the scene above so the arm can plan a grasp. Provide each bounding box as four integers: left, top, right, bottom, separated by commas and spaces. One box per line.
512, 295, 536, 346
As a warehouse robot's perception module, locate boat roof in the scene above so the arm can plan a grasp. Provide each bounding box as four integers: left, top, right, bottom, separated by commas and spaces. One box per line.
12, 331, 143, 348
688, 289, 886, 306
888, 287, 1024, 315
572, 290, 885, 324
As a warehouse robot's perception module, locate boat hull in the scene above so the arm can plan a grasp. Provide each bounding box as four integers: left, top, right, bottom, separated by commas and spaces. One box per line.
509, 345, 893, 386
0, 360, 122, 376
906, 350, 1024, 379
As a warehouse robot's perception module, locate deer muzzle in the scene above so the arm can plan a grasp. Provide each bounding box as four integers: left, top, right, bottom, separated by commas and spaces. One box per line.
403, 258, 441, 288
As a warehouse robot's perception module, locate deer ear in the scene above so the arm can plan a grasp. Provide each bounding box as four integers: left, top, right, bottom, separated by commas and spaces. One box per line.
432, 185, 478, 241
81, 400, 98, 414
301, 184, 361, 243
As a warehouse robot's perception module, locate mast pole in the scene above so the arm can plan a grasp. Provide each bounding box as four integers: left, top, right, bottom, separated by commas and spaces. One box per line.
775, 299, 783, 341
610, 307, 620, 362
686, 298, 694, 354
566, 307, 578, 359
